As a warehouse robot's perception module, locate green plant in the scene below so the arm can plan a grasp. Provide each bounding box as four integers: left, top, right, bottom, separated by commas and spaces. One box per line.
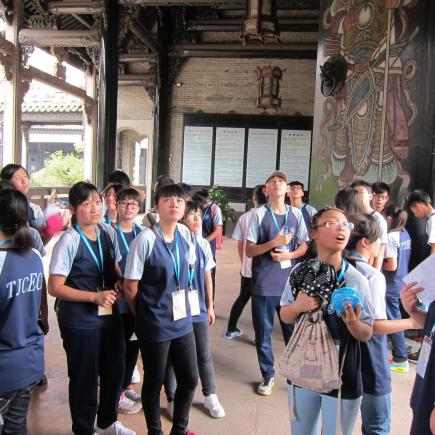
208, 184, 236, 223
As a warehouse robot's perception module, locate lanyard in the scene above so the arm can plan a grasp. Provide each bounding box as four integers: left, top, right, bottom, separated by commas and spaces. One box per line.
75, 224, 104, 275
116, 224, 137, 253
337, 259, 347, 284
268, 205, 289, 233
0, 239, 12, 247
188, 234, 196, 288
349, 251, 367, 262
156, 224, 181, 287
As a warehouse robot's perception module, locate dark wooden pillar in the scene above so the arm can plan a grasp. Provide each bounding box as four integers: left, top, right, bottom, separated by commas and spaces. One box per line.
96, 1, 119, 190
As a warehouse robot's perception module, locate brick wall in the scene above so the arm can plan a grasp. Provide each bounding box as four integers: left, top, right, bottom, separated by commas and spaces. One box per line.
167, 57, 316, 180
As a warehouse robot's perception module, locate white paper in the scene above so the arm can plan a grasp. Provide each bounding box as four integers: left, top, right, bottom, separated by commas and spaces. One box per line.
246, 129, 278, 188
214, 127, 245, 187
403, 254, 435, 305
279, 129, 311, 186
182, 126, 213, 185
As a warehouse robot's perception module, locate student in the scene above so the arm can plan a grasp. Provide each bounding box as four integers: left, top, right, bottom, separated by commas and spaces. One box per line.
108, 170, 131, 188
406, 189, 435, 255
335, 186, 364, 216
0, 189, 45, 434
288, 181, 317, 231
114, 187, 145, 414
346, 214, 417, 435
48, 181, 134, 435
372, 182, 390, 215
383, 205, 412, 372
192, 188, 223, 301
280, 207, 373, 435
350, 180, 388, 270
102, 183, 122, 226
225, 185, 267, 339
246, 171, 308, 396
165, 201, 225, 419
124, 183, 198, 435
400, 283, 435, 435
142, 175, 175, 227
0, 163, 46, 230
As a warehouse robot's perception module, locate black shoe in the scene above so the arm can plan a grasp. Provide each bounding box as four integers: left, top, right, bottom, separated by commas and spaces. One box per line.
36, 374, 48, 387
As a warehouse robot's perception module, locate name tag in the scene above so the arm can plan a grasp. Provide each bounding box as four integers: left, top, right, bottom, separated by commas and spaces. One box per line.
188, 290, 201, 316
416, 335, 432, 379
172, 289, 187, 321
98, 305, 112, 316
280, 260, 291, 269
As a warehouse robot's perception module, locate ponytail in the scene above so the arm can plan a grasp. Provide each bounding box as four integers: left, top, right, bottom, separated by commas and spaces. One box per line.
384, 205, 408, 231
13, 225, 35, 251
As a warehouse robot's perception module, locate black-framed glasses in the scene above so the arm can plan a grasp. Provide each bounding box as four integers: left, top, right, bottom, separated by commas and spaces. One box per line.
313, 221, 354, 230
117, 200, 139, 209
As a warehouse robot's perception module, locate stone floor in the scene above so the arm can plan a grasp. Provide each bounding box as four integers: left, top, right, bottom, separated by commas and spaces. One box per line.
28, 238, 415, 435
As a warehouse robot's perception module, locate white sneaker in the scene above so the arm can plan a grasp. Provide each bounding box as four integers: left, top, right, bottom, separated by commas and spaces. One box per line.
257, 377, 274, 396
203, 394, 225, 418
166, 400, 174, 421
96, 421, 136, 435
131, 365, 141, 384
118, 392, 142, 414
125, 385, 141, 402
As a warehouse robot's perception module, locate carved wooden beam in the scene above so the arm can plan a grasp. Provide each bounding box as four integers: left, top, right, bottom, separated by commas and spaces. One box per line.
119, 52, 157, 62
130, 21, 162, 55
19, 29, 100, 47
48, 1, 102, 14
118, 73, 156, 86
0, 33, 14, 56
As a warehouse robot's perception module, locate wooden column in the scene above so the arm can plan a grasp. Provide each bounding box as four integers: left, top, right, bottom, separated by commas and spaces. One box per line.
83, 68, 97, 183
96, 1, 119, 190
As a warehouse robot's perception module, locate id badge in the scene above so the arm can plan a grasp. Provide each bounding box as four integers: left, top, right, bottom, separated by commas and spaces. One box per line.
188, 290, 201, 316
98, 305, 112, 316
172, 289, 187, 321
280, 260, 291, 269
416, 335, 432, 378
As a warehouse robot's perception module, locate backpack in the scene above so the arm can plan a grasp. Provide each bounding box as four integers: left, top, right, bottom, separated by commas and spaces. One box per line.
278, 309, 342, 394
211, 203, 224, 249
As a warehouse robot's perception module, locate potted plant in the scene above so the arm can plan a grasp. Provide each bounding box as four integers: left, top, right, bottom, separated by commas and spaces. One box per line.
208, 185, 236, 234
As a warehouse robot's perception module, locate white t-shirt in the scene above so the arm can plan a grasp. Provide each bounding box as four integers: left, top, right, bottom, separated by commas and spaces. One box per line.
372, 211, 388, 245
426, 211, 435, 246
232, 209, 254, 278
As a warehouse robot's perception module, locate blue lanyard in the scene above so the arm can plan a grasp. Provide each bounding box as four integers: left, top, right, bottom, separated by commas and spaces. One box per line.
188, 234, 196, 288
0, 239, 12, 247
268, 205, 289, 233
116, 224, 137, 253
337, 259, 347, 284
156, 224, 181, 287
75, 224, 104, 275
349, 251, 367, 262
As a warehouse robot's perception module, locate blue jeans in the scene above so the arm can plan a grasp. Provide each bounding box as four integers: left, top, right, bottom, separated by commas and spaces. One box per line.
0, 383, 36, 434
361, 392, 392, 435
385, 295, 408, 362
251, 295, 294, 380
288, 386, 361, 435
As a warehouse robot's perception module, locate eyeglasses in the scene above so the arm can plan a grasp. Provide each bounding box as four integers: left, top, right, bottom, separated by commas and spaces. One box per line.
314, 221, 354, 230
290, 186, 303, 191
117, 200, 139, 209
373, 194, 389, 200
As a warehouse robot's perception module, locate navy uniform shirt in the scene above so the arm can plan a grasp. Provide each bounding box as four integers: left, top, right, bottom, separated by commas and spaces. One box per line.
125, 223, 196, 343
247, 205, 309, 297
202, 203, 223, 255
49, 223, 122, 329
0, 248, 44, 394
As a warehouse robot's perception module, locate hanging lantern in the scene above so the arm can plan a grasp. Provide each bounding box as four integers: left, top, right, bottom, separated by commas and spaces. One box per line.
256, 65, 283, 110
241, 0, 279, 43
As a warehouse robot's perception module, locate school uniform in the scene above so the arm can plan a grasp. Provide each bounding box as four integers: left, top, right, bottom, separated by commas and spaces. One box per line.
125, 223, 198, 435
281, 262, 373, 435
426, 210, 435, 246
114, 223, 144, 390
299, 203, 317, 232
372, 211, 388, 246
228, 209, 254, 332
354, 260, 392, 435
0, 248, 44, 433
410, 301, 435, 435
28, 201, 45, 229
165, 232, 217, 400
49, 223, 124, 435
247, 204, 308, 381
384, 229, 412, 362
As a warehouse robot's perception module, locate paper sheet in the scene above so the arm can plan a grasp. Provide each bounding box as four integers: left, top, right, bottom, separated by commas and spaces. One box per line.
402, 254, 435, 305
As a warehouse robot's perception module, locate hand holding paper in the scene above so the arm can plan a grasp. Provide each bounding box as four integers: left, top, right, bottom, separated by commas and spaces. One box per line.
402, 254, 435, 305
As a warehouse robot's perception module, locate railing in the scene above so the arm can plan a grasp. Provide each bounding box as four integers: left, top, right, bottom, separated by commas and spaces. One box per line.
28, 186, 70, 210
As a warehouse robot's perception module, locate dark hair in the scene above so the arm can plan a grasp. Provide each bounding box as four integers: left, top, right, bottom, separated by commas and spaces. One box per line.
184, 200, 202, 216
350, 180, 372, 193
253, 184, 267, 205
384, 205, 408, 231
334, 187, 363, 215
0, 164, 29, 181
0, 189, 35, 251
405, 189, 432, 209
108, 170, 130, 187
69, 181, 100, 225
346, 213, 380, 250
192, 189, 209, 205
154, 175, 174, 193
372, 182, 390, 195
311, 206, 347, 229
179, 183, 191, 195
289, 180, 304, 190
104, 183, 123, 197
0, 179, 15, 190
154, 183, 185, 205
116, 187, 142, 205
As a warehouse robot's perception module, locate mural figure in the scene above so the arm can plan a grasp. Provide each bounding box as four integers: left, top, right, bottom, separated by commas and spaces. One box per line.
316, 0, 418, 198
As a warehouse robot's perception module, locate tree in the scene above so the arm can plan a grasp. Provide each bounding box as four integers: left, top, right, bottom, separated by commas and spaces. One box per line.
31, 143, 84, 187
